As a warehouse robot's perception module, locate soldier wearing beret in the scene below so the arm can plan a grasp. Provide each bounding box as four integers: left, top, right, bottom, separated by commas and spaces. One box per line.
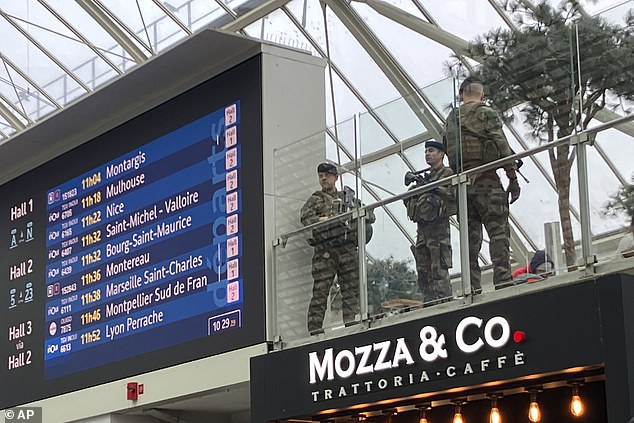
300, 163, 375, 334
443, 76, 521, 293
404, 141, 455, 304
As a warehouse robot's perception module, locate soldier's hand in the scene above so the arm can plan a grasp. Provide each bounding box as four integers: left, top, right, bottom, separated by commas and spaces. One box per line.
506, 178, 520, 204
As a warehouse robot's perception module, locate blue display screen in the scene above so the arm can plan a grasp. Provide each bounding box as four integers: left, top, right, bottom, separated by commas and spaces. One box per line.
41, 103, 244, 378
1, 56, 264, 409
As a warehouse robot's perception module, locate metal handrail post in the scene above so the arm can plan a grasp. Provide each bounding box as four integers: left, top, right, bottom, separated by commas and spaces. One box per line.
456, 174, 471, 297
355, 113, 369, 322
575, 134, 596, 271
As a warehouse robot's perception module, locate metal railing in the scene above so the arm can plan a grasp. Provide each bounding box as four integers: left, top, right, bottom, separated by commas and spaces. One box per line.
271, 81, 634, 345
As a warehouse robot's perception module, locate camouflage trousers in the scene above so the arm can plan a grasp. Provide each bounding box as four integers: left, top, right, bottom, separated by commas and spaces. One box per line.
466, 175, 512, 291
413, 220, 453, 304
307, 244, 359, 332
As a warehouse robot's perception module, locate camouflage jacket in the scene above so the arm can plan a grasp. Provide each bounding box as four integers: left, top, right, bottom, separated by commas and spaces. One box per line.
404, 166, 456, 224
443, 101, 515, 173
300, 189, 376, 247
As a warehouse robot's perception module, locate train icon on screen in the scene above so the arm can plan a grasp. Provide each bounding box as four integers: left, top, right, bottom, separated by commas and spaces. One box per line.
48, 189, 61, 205
47, 283, 60, 298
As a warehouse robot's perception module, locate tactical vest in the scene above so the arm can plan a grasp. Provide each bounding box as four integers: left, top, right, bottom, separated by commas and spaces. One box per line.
404, 168, 457, 223
307, 191, 373, 247
444, 102, 502, 172
406, 190, 457, 223
406, 192, 443, 223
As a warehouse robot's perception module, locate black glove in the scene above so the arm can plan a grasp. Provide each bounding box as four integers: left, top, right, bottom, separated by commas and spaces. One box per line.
506, 178, 520, 204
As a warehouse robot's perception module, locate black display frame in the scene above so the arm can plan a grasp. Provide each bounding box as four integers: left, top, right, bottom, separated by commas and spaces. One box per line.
0, 55, 265, 408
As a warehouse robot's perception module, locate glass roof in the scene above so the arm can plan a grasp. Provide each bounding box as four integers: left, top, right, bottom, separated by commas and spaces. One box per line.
0, 0, 632, 262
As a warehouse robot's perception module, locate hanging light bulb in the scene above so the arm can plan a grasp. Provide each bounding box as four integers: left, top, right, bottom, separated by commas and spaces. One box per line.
528, 391, 541, 422
570, 384, 585, 417
453, 402, 464, 423
416, 403, 431, 423
490, 407, 501, 423
489, 396, 502, 423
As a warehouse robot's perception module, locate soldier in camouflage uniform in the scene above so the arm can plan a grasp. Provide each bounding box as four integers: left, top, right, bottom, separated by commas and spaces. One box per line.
404, 141, 455, 304
443, 76, 521, 292
300, 163, 376, 334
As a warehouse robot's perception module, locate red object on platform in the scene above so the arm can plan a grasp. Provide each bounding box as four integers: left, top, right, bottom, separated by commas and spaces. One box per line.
513, 331, 527, 343
127, 382, 139, 400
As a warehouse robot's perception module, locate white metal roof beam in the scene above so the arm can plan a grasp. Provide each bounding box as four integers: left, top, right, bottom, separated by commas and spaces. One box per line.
596, 109, 634, 138
93, 0, 153, 53
486, 0, 518, 30
357, 0, 470, 56
505, 120, 583, 224
594, 140, 629, 186
324, 0, 445, 141
0, 101, 25, 131
343, 130, 432, 169
150, 0, 192, 35
74, 0, 149, 64
281, 6, 418, 171
409, 0, 474, 73
0, 7, 91, 93
0, 53, 61, 109
221, 0, 291, 32
213, 0, 238, 19
0, 90, 31, 123
38, 0, 124, 76
509, 214, 535, 258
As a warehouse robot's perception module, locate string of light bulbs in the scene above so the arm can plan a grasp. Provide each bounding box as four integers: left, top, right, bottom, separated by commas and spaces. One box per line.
368, 383, 587, 423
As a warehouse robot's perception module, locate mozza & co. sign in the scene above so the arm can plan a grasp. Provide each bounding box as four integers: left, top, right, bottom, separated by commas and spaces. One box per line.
308, 315, 528, 402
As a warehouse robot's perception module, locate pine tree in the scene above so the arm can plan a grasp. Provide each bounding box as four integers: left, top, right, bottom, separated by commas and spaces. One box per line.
605, 174, 634, 220
467, 0, 634, 265
366, 256, 420, 314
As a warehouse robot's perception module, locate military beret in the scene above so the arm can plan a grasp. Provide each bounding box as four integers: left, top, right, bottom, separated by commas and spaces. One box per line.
317, 162, 338, 175
425, 141, 446, 152
459, 76, 483, 94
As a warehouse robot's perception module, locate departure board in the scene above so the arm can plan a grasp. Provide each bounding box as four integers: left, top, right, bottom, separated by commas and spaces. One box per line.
0, 56, 264, 408
42, 103, 243, 379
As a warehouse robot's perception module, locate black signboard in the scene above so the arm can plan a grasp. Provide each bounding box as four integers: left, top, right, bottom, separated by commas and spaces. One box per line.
252, 280, 606, 421
0, 55, 265, 408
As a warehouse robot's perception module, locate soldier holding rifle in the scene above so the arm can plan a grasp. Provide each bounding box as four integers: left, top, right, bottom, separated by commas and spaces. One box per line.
301, 163, 375, 335
404, 141, 455, 305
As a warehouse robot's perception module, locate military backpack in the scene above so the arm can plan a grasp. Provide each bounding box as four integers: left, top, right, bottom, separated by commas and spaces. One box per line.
444, 102, 503, 173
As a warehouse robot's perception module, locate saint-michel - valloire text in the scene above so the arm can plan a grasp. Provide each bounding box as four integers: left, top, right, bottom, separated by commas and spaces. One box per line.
106, 190, 199, 238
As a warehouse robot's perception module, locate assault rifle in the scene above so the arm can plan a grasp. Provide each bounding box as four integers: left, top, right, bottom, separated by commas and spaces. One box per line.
404, 167, 431, 186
